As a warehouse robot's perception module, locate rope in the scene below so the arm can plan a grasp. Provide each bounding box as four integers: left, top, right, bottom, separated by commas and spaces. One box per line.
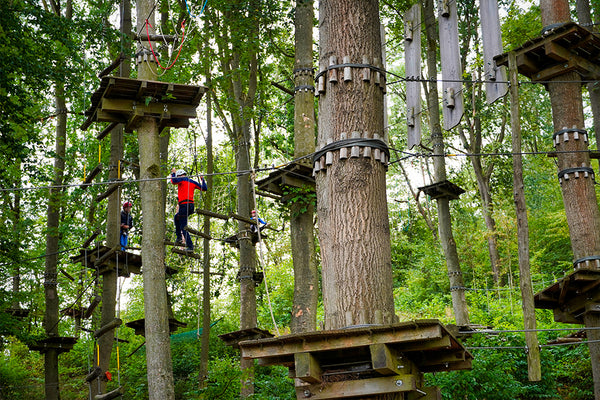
145, 19, 186, 70
251, 170, 280, 336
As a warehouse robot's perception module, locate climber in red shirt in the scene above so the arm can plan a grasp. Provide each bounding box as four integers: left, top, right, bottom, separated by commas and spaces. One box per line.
170, 168, 207, 251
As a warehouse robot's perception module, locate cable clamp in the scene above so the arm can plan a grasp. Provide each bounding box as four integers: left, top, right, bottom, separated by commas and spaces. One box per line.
294, 85, 315, 93
552, 127, 588, 146
450, 286, 467, 292
573, 255, 600, 269
557, 167, 594, 183
314, 63, 386, 81
312, 138, 389, 164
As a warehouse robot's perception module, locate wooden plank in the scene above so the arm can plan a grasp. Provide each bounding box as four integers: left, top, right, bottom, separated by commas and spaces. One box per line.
240, 323, 443, 359
480, 0, 508, 104
295, 352, 322, 383
370, 343, 399, 375
100, 98, 198, 119
295, 374, 417, 399
94, 318, 122, 339
95, 181, 122, 202
196, 208, 230, 220
405, 3, 421, 148
184, 226, 212, 240
438, 0, 463, 130
545, 41, 600, 79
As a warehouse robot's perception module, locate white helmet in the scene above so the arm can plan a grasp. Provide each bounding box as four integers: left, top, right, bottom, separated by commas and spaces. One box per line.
175, 169, 186, 177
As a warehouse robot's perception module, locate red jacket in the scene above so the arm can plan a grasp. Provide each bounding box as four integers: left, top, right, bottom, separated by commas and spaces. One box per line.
171, 174, 207, 204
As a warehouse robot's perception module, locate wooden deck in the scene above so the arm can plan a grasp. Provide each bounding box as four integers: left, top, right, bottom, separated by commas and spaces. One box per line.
534, 268, 600, 323
81, 76, 207, 133
71, 245, 142, 276
495, 22, 600, 82
239, 319, 470, 399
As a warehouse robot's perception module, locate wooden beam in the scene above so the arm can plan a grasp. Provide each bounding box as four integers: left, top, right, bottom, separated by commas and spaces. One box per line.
94, 318, 122, 339
545, 41, 600, 79
84, 295, 101, 319
295, 374, 418, 399
96, 122, 120, 141
94, 247, 118, 267
100, 98, 198, 119
95, 181, 122, 202
94, 386, 124, 400
184, 226, 212, 240
82, 229, 101, 248
240, 324, 443, 360
81, 164, 104, 188
196, 208, 230, 220
370, 343, 400, 375
295, 352, 322, 383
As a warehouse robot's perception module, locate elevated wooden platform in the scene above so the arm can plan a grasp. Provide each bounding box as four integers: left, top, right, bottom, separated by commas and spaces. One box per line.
495, 22, 600, 82
125, 318, 187, 337
81, 76, 207, 133
71, 245, 142, 277
418, 180, 465, 201
219, 327, 274, 349
28, 336, 77, 354
239, 320, 470, 400
255, 161, 315, 201
534, 268, 600, 324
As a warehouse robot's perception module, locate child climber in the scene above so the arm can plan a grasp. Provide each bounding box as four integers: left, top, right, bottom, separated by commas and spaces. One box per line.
120, 201, 133, 250
170, 168, 207, 252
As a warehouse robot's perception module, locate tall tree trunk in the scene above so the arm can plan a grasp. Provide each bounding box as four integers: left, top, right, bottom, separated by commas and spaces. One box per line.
422, 0, 469, 326
136, 2, 174, 398
92, 1, 130, 395
290, 0, 318, 334
44, 80, 67, 400
199, 76, 213, 390
317, 0, 395, 332
508, 52, 541, 381
540, 2, 600, 397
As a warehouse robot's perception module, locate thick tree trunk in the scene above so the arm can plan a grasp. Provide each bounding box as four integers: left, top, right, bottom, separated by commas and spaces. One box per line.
317, 0, 395, 331
540, 2, 600, 398
508, 52, 541, 381
290, 0, 318, 334
136, 3, 174, 399
44, 81, 67, 400
422, 0, 469, 326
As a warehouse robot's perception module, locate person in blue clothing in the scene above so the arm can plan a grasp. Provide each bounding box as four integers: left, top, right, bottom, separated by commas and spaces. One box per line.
120, 201, 133, 250
170, 168, 207, 252
250, 209, 267, 233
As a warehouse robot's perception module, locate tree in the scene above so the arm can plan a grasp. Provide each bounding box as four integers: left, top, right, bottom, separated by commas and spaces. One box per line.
316, 0, 395, 330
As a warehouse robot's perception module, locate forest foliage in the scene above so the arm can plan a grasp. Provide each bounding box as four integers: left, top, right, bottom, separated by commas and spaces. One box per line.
0, 0, 596, 398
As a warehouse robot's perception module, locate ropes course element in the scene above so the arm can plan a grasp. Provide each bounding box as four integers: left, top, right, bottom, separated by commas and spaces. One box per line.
145, 19, 186, 70
183, 0, 209, 18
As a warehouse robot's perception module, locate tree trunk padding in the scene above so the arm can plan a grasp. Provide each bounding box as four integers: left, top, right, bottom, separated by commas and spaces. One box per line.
94, 386, 124, 400
94, 318, 122, 339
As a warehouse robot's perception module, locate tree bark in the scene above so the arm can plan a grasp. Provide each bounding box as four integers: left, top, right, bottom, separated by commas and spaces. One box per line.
317, 0, 395, 331
136, 3, 174, 399
540, 2, 600, 398
290, 0, 318, 334
44, 80, 67, 400
422, 0, 469, 326
508, 52, 541, 382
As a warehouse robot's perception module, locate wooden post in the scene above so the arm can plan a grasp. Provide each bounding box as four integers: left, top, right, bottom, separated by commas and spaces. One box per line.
508, 51, 541, 381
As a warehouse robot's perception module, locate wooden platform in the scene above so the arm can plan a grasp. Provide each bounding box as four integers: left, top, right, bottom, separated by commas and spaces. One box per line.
71, 245, 142, 276
534, 268, 600, 323
81, 76, 207, 133
5, 307, 30, 318
418, 180, 465, 200
125, 318, 187, 337
239, 320, 470, 399
495, 22, 600, 82
255, 161, 315, 201
28, 336, 77, 354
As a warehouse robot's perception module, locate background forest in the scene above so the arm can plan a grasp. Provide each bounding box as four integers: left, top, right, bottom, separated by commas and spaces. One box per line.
0, 0, 596, 398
